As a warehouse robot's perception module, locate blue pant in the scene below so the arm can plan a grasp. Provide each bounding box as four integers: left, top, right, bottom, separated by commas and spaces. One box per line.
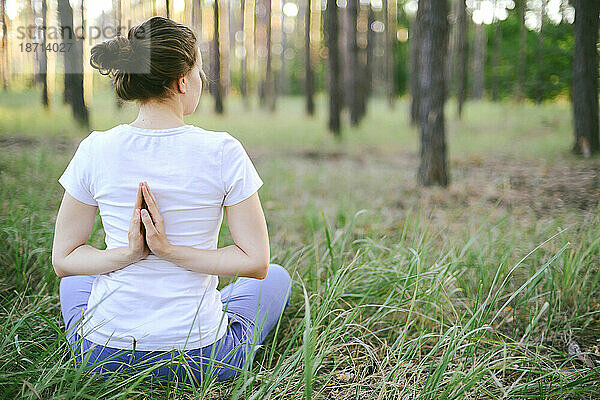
59, 263, 292, 383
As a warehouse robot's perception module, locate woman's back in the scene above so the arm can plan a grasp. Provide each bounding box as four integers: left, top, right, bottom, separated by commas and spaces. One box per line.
58, 123, 263, 351
54, 17, 290, 382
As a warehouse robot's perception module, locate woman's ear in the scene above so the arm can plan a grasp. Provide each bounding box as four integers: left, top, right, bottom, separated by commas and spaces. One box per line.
177, 76, 186, 94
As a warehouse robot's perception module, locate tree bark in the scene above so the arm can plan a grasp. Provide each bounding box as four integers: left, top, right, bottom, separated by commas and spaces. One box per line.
326, 0, 341, 136
281, 8, 288, 97
240, 0, 248, 108
516, 0, 526, 100
382, 0, 395, 108
212, 0, 224, 114
226, 0, 233, 97
446, 0, 456, 97
114, 0, 124, 108
115, 0, 123, 35
356, 1, 368, 121
257, 0, 266, 107
57, 0, 89, 127
340, 0, 348, 112
192, 0, 202, 33
490, 17, 501, 101
265, 0, 275, 112
40, 0, 49, 107
26, 0, 36, 88
366, 1, 374, 103
346, 0, 360, 125
471, 22, 485, 100
534, 0, 546, 103
560, 0, 570, 21
0, 0, 7, 90
305, 0, 314, 116
417, 0, 449, 187
572, 0, 599, 156
409, 10, 421, 125
455, 0, 467, 118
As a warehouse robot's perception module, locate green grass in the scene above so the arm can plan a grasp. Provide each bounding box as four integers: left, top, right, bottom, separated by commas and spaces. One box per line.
0, 86, 576, 160
1, 89, 599, 398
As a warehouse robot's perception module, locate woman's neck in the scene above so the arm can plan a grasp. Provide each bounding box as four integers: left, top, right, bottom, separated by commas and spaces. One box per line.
130, 99, 185, 129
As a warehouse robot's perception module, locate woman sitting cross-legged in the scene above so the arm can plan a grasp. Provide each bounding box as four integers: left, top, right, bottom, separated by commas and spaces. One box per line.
52, 16, 292, 384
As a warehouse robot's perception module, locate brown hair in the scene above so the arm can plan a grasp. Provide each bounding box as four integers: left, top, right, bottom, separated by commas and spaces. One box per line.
90, 16, 208, 102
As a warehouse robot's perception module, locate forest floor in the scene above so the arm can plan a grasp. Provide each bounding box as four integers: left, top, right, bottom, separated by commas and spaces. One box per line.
1, 90, 599, 399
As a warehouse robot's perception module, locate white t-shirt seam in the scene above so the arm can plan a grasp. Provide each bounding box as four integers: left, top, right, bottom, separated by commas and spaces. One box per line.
220, 136, 263, 207
59, 133, 98, 206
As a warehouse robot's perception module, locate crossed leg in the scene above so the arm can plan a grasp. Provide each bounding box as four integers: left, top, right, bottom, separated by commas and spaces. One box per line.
58, 263, 292, 382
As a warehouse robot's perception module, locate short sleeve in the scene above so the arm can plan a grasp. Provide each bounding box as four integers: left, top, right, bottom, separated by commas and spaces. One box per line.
58, 134, 97, 206
221, 135, 264, 206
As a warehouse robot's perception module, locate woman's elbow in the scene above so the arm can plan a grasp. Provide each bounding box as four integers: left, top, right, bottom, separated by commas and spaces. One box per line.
51, 254, 67, 278
52, 265, 67, 278
251, 258, 270, 280
252, 265, 269, 280
52, 264, 66, 278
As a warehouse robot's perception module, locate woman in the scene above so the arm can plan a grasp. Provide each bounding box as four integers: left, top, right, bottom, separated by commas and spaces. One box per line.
52, 16, 291, 383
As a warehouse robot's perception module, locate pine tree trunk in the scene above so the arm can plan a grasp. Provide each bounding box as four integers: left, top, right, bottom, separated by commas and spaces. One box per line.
534, 0, 546, 103
26, 0, 35, 88
572, 0, 599, 156
490, 20, 501, 101
57, 0, 89, 127
0, 0, 7, 91
366, 2, 374, 102
417, 0, 449, 187
257, 0, 266, 107
115, 0, 123, 35
455, 0, 467, 118
281, 8, 288, 97
346, 0, 359, 125
516, 0, 526, 100
471, 22, 485, 100
266, 0, 275, 112
326, 0, 341, 136
560, 0, 569, 20
356, 1, 368, 120
409, 10, 421, 125
382, 0, 395, 108
226, 0, 233, 97
212, 0, 224, 114
447, 0, 456, 96
305, 0, 314, 116
240, 0, 248, 107
114, 0, 124, 108
192, 0, 201, 33
40, 0, 49, 107
340, 0, 349, 112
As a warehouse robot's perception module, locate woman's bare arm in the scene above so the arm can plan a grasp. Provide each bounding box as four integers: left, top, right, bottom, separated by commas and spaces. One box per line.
139, 182, 270, 279
52, 185, 148, 277
162, 193, 270, 279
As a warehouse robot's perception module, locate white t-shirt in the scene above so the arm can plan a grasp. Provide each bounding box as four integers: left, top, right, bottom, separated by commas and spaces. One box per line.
58, 123, 264, 351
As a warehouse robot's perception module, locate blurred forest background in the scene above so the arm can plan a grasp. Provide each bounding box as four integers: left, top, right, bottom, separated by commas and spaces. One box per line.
0, 0, 587, 103
1, 0, 597, 185
1, 0, 600, 398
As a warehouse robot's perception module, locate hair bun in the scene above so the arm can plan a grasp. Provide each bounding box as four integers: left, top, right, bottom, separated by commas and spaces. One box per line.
90, 16, 199, 102
90, 36, 133, 74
